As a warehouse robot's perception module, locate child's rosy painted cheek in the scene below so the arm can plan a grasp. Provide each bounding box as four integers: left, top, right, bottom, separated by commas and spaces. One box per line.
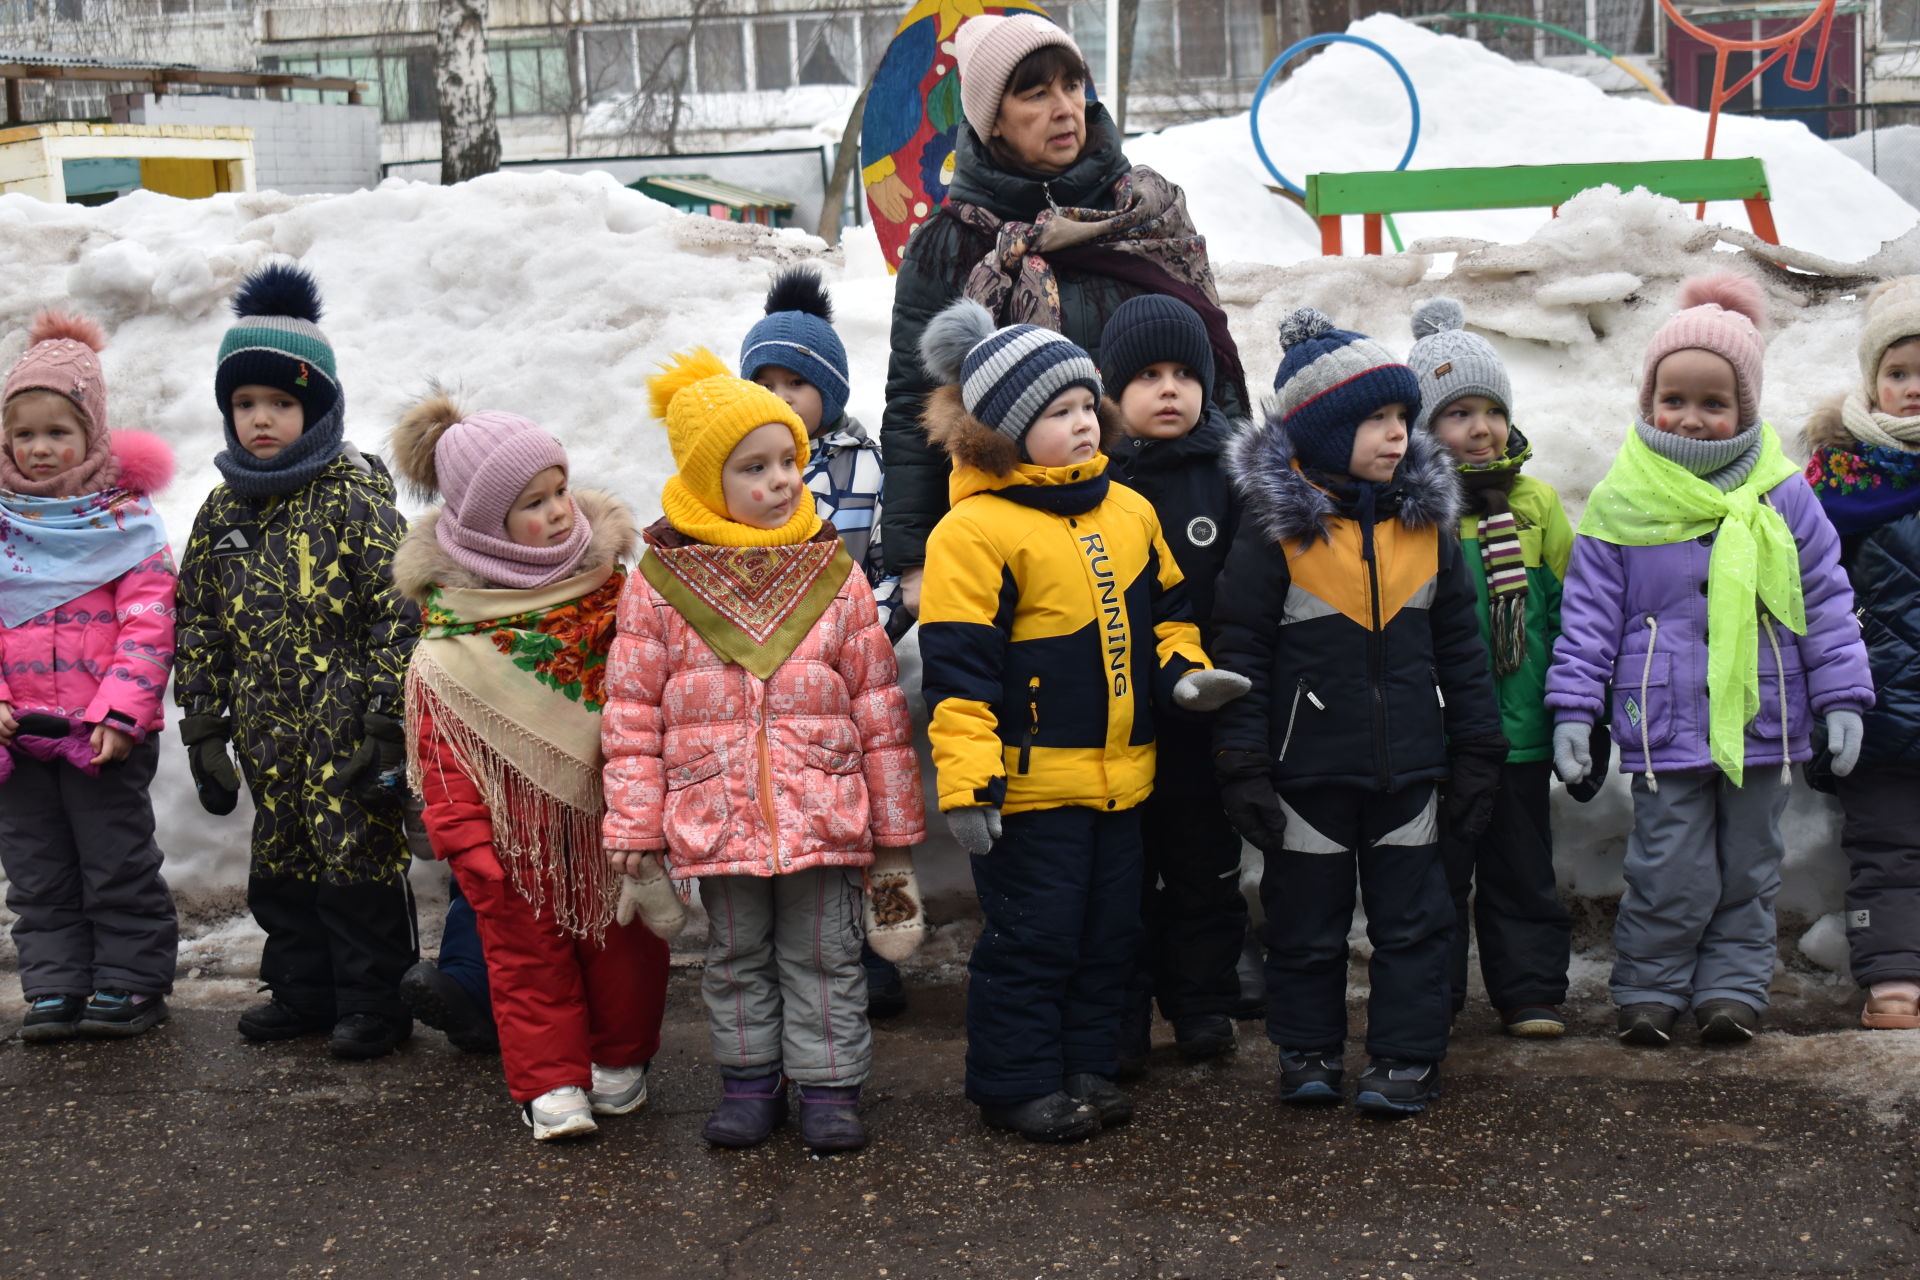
1656, 416, 1668, 431
60, 448, 75, 466
750, 488, 764, 503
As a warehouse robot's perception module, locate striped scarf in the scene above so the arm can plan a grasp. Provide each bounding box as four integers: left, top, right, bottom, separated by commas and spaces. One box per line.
1457, 429, 1532, 676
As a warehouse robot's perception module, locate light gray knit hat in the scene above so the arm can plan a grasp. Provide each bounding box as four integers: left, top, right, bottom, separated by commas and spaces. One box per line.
1858, 277, 1920, 393
1406, 297, 1511, 435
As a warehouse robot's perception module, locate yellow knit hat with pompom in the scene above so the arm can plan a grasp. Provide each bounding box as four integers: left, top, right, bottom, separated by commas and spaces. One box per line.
649, 347, 818, 546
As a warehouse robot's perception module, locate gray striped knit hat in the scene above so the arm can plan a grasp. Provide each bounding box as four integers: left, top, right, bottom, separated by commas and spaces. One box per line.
1406, 296, 1510, 434
920, 298, 1101, 444
214, 263, 340, 427
1271, 307, 1420, 473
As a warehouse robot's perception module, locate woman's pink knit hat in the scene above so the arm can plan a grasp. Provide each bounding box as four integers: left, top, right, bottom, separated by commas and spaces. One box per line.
1638, 273, 1768, 430
953, 13, 1081, 141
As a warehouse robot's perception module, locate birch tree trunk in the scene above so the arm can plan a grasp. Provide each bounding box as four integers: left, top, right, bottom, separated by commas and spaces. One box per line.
436, 0, 500, 185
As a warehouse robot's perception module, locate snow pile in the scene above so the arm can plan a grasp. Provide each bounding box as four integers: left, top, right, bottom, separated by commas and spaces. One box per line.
2, 22, 1914, 975
1125, 14, 1918, 266
1830, 124, 1920, 212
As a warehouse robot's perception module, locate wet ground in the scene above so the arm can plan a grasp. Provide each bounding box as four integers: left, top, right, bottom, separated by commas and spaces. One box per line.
1, 970, 1914, 1280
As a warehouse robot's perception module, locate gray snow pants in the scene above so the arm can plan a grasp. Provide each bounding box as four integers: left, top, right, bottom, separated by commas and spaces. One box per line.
698, 866, 870, 1086
0, 740, 178, 998
1611, 768, 1790, 1014
1837, 762, 1920, 988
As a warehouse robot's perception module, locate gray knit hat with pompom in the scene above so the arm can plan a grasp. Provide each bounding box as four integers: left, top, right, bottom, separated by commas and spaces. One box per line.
1405, 297, 1511, 435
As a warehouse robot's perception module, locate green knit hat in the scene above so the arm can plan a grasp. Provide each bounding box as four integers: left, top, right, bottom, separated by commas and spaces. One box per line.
214, 263, 339, 427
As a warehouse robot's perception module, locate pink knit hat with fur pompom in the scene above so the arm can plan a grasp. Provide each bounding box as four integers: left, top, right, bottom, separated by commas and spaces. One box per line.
1639, 273, 1769, 431
3, 310, 121, 497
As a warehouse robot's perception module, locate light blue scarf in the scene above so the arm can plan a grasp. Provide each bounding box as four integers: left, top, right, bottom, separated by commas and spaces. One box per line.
0, 487, 168, 627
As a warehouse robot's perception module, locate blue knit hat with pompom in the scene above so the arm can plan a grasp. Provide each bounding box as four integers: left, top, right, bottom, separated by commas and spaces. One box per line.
739, 267, 850, 429
1271, 307, 1419, 473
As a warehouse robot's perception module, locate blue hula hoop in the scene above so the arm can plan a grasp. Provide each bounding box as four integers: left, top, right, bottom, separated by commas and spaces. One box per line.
1249, 35, 1421, 197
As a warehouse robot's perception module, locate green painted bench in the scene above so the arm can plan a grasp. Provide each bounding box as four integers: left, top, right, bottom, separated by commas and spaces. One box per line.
1303, 157, 1778, 255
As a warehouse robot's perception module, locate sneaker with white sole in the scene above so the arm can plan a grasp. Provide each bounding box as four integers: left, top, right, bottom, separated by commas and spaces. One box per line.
589, 1062, 649, 1115
523, 1086, 598, 1141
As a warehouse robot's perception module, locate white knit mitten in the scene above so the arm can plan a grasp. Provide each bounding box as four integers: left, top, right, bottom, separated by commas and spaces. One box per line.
863, 847, 926, 962
615, 853, 686, 940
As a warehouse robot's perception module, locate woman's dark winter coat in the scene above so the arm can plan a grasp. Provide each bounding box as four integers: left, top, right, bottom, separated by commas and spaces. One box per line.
878, 104, 1246, 575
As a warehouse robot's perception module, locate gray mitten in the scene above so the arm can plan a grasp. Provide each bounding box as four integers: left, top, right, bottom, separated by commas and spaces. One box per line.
1826, 709, 1865, 778
946, 805, 1002, 855
1551, 719, 1593, 786
1173, 668, 1253, 712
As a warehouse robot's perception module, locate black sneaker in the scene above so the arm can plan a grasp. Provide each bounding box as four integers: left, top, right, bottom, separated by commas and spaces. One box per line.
238, 999, 334, 1042
1173, 1013, 1237, 1063
979, 1091, 1101, 1143
1278, 1047, 1344, 1105
1064, 1073, 1134, 1127
398, 960, 498, 1053
1616, 1002, 1679, 1047
1354, 1058, 1441, 1116
76, 990, 169, 1038
19, 994, 86, 1043
1696, 998, 1760, 1045
330, 1012, 412, 1060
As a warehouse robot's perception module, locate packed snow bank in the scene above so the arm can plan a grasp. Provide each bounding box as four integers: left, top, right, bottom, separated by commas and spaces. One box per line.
1830, 124, 1920, 212
0, 98, 1909, 979
1126, 14, 1918, 267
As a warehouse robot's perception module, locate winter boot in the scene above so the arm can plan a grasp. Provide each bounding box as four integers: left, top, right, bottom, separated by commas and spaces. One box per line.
1173, 1013, 1237, 1063
19, 994, 86, 1043
76, 990, 169, 1038
862, 946, 908, 1020
1354, 1058, 1441, 1116
1502, 1006, 1567, 1038
329, 1012, 412, 1060
979, 1090, 1100, 1143
398, 959, 498, 1053
1064, 1073, 1134, 1127
797, 1085, 867, 1153
589, 1062, 649, 1115
1278, 1047, 1344, 1106
524, 1086, 598, 1141
1616, 1002, 1680, 1047
702, 1072, 790, 1148
1696, 998, 1760, 1045
237, 998, 333, 1042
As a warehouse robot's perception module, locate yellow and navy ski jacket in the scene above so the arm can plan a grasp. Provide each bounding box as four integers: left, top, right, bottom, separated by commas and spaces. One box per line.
917, 388, 1210, 816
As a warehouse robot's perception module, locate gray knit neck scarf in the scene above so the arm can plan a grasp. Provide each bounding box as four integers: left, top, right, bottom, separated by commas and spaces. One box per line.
1633, 419, 1763, 492
214, 395, 347, 499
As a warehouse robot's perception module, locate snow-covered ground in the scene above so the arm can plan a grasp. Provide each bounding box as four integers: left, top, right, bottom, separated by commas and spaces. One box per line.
2, 14, 1915, 981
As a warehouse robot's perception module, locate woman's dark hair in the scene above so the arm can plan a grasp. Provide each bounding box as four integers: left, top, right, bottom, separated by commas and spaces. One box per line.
1002, 43, 1089, 98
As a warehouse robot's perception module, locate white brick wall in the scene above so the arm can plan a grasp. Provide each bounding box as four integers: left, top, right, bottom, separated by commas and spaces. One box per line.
112, 94, 381, 196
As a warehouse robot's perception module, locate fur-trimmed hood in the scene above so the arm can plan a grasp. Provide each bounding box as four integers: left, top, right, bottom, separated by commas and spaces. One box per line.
921, 382, 1124, 501
1225, 400, 1461, 546
391, 486, 635, 601
1802, 394, 1852, 453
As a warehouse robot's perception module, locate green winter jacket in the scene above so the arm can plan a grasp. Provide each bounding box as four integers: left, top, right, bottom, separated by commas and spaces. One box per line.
1455, 473, 1572, 763
175, 447, 420, 881
878, 104, 1246, 575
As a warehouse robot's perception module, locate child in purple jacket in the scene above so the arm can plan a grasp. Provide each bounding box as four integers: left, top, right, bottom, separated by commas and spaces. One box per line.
1548, 274, 1873, 1049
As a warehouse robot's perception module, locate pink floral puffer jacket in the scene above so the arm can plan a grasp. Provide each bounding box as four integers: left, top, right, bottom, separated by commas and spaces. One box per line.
601, 545, 926, 880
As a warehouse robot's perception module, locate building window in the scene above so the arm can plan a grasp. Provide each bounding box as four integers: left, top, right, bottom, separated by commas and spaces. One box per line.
797, 16, 857, 85
754, 19, 793, 90
695, 20, 747, 93
583, 28, 636, 103
635, 23, 690, 97
488, 41, 570, 117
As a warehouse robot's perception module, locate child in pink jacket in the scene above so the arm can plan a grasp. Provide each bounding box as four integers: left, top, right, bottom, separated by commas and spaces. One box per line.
603, 349, 928, 1155
0, 311, 179, 1043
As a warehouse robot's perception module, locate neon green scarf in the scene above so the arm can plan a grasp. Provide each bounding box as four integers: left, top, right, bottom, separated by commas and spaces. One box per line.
1578, 423, 1805, 785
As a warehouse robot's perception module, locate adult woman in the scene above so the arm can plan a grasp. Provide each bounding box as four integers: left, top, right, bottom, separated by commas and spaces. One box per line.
878, 13, 1247, 613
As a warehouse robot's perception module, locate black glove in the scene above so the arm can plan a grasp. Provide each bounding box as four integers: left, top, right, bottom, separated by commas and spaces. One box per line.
178, 712, 240, 816
341, 709, 408, 809
1564, 722, 1613, 804
1443, 736, 1509, 840
1216, 750, 1288, 855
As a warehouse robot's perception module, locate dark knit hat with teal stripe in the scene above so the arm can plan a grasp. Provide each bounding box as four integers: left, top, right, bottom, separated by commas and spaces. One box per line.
215, 263, 339, 428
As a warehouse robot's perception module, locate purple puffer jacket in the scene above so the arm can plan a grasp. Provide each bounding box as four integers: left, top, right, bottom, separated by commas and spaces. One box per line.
1547, 473, 1872, 776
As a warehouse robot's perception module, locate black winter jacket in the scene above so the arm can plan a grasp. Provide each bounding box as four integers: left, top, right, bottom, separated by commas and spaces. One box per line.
1210, 410, 1503, 793
1106, 407, 1242, 796
878, 104, 1247, 576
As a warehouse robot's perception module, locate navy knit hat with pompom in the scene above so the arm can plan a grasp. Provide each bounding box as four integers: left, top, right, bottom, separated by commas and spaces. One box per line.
214, 263, 340, 428
739, 267, 851, 429
920, 298, 1101, 444
1271, 307, 1420, 473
